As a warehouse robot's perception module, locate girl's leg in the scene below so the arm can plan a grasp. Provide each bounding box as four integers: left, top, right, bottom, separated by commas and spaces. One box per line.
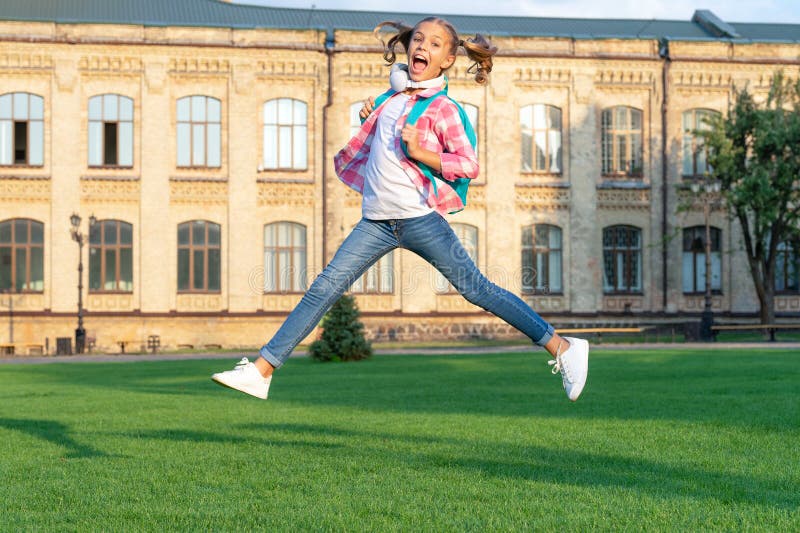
398, 212, 559, 351
257, 219, 398, 372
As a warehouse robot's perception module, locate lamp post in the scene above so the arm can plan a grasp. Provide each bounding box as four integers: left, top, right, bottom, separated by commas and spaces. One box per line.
690, 179, 721, 341
70, 213, 96, 354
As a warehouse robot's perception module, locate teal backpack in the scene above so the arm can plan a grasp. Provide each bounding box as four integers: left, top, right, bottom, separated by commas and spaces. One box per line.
369, 83, 476, 213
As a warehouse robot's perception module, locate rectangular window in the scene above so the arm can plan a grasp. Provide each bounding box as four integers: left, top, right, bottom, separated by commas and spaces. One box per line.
13, 122, 26, 164
104, 123, 118, 166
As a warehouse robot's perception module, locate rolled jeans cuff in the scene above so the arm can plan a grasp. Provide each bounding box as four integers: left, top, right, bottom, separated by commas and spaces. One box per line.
535, 324, 555, 347
259, 345, 283, 369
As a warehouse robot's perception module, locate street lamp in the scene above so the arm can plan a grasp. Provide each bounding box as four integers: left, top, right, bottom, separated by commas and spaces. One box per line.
70, 213, 96, 354
690, 179, 721, 341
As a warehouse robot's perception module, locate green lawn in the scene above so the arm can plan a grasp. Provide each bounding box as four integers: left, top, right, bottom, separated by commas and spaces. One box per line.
0, 348, 798, 531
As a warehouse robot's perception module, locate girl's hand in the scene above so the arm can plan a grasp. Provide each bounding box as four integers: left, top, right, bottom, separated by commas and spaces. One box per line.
359, 97, 374, 120
401, 124, 421, 158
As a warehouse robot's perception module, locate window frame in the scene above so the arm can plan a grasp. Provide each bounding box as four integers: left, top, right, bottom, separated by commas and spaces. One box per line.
775, 240, 800, 294
602, 225, 643, 294
177, 220, 221, 293
681, 225, 722, 295
520, 103, 563, 175
0, 92, 44, 167
0, 218, 44, 293
521, 224, 563, 295
176, 95, 222, 169
681, 108, 719, 179
88, 94, 134, 168
262, 98, 308, 171
263, 222, 307, 294
89, 219, 133, 293
601, 106, 643, 178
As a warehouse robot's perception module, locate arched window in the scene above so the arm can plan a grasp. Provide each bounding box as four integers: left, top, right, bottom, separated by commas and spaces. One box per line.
776, 240, 800, 293
520, 104, 562, 173
602, 225, 642, 293
521, 224, 562, 294
264, 222, 307, 293
0, 218, 44, 292
89, 219, 133, 292
601, 106, 643, 177
88, 94, 133, 167
0, 92, 44, 166
177, 220, 221, 292
435, 223, 478, 293
682, 109, 719, 178
461, 102, 479, 152
176, 96, 221, 167
263, 98, 307, 170
682, 226, 722, 294
349, 101, 363, 138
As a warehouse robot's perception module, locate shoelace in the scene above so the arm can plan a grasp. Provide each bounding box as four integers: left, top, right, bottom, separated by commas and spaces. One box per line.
548, 344, 574, 384
233, 357, 251, 371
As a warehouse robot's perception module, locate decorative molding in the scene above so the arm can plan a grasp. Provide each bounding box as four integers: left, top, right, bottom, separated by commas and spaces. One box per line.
145, 62, 167, 92
78, 55, 143, 73
55, 58, 76, 91
176, 294, 223, 312
467, 185, 486, 210
81, 178, 140, 203
0, 177, 51, 203
339, 61, 385, 80
672, 70, 732, 89
523, 295, 567, 313
88, 294, 134, 311
603, 295, 644, 312
262, 294, 303, 312
0, 293, 44, 311
597, 188, 651, 210
437, 295, 481, 312
595, 69, 655, 93
258, 181, 315, 208
513, 68, 571, 85
354, 294, 397, 312
681, 295, 723, 311
255, 59, 318, 78
169, 57, 230, 74
514, 185, 571, 210
776, 296, 800, 311
0, 53, 52, 70
170, 179, 228, 205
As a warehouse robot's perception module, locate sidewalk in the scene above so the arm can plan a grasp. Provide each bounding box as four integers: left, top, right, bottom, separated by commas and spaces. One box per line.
1, 341, 798, 364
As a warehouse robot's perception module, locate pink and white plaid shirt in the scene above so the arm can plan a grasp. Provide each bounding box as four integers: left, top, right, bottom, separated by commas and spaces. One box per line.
334, 85, 479, 216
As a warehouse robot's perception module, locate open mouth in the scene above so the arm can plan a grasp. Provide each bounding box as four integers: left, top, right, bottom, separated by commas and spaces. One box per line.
411, 55, 428, 73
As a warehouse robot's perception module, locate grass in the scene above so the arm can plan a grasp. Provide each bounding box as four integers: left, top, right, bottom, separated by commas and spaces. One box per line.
0, 348, 798, 531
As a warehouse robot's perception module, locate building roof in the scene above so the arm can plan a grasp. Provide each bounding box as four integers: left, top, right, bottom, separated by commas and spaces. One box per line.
0, 0, 798, 43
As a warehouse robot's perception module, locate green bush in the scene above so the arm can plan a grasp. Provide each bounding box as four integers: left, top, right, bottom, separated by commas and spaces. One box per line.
308, 294, 372, 362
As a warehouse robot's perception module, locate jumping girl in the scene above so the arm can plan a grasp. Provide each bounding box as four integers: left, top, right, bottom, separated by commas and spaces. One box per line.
212, 17, 589, 402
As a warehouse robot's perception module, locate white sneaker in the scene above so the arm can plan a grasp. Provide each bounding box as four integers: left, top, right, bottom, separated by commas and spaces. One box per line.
211, 357, 271, 400
548, 337, 589, 401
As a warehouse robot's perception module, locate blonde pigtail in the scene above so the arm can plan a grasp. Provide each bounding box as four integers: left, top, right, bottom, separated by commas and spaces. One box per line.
373, 20, 414, 65
460, 34, 498, 85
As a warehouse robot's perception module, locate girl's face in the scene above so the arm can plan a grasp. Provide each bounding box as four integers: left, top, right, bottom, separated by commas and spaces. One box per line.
407, 21, 456, 82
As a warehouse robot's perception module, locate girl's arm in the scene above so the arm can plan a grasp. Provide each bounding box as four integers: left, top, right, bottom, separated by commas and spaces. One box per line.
401, 124, 443, 171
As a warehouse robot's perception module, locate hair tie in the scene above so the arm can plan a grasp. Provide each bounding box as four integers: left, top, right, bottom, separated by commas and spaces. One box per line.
458, 39, 465, 47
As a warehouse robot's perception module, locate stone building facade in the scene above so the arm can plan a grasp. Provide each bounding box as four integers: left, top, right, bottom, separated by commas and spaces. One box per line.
0, 3, 798, 354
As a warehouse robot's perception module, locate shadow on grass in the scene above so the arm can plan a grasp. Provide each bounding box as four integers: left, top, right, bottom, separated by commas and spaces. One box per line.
0, 418, 108, 459
239, 421, 798, 511
113, 428, 344, 451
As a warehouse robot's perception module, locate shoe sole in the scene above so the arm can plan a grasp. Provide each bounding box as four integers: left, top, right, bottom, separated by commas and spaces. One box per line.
211, 374, 269, 400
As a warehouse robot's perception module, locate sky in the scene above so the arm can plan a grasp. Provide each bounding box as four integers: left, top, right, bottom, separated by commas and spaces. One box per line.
235, 0, 800, 24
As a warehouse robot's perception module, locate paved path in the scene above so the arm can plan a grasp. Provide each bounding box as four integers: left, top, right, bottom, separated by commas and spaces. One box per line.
1, 342, 798, 365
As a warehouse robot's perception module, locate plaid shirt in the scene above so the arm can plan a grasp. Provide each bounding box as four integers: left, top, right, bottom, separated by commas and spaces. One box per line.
334, 86, 479, 216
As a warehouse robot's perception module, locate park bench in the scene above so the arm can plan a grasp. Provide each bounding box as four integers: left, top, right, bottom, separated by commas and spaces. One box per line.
556, 326, 646, 343
711, 323, 800, 342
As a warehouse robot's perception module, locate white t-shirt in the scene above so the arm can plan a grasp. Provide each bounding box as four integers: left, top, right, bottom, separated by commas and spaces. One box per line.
361, 93, 433, 220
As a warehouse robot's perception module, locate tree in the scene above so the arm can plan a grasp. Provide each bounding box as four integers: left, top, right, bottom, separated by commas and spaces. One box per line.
308, 294, 373, 362
702, 71, 800, 324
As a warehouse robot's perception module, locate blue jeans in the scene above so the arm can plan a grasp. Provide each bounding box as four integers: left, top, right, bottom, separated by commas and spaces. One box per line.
259, 211, 554, 368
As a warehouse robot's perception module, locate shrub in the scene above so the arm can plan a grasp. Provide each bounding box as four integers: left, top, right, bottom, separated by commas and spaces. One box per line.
308, 294, 373, 362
